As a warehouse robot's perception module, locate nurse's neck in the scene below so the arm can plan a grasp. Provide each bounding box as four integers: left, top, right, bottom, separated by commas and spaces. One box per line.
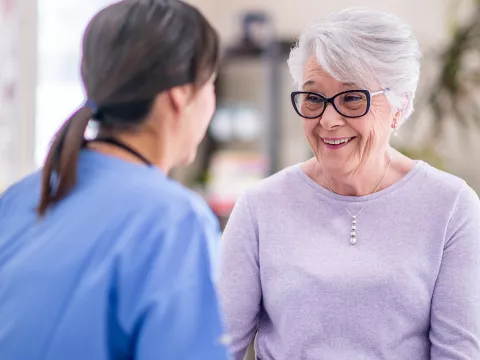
89, 123, 178, 174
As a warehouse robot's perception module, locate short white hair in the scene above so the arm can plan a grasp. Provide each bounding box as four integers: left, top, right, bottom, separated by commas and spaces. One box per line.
287, 7, 421, 122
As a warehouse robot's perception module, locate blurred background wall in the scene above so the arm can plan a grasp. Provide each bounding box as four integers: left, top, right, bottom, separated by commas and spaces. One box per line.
1, 0, 480, 225
0, 0, 36, 190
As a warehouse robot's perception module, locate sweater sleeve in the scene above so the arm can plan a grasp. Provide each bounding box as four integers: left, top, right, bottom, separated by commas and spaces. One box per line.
219, 193, 262, 360
430, 184, 480, 359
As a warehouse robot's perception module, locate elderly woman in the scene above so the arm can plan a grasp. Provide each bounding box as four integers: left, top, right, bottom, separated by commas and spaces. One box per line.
219, 7, 480, 360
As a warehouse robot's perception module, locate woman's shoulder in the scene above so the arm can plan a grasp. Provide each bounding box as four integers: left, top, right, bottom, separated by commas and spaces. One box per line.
410, 162, 479, 215
234, 164, 316, 217
416, 162, 476, 198
242, 164, 302, 199
418, 164, 480, 244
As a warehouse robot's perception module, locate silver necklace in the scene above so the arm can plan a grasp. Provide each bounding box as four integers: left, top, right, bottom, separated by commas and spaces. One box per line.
323, 159, 392, 245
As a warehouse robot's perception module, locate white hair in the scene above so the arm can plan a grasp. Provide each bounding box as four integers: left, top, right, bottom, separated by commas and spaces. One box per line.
287, 7, 422, 123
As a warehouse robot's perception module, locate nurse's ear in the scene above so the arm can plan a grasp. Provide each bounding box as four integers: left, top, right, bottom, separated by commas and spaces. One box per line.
166, 84, 195, 115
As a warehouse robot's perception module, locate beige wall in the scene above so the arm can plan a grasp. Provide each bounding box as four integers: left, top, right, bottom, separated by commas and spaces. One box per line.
0, 0, 36, 191
17, 0, 37, 181
195, 0, 450, 48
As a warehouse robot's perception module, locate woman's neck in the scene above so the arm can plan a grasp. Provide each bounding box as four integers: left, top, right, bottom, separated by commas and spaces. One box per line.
306, 148, 414, 196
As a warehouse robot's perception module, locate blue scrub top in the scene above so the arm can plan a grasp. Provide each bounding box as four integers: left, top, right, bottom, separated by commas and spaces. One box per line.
0, 150, 231, 360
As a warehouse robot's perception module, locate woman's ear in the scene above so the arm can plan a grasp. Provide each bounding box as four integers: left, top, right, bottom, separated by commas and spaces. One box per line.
392, 93, 408, 127
391, 121, 399, 136
393, 110, 403, 125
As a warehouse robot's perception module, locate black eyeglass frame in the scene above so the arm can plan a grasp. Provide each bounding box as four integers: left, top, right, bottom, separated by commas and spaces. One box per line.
290, 88, 390, 119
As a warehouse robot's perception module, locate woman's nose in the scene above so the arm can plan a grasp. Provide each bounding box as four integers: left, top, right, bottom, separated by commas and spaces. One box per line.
319, 103, 345, 130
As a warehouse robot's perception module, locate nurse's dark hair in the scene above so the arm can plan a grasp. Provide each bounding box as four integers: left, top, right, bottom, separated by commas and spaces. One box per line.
37, 0, 219, 216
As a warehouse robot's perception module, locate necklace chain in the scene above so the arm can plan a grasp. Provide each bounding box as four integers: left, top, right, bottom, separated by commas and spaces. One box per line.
323, 159, 392, 245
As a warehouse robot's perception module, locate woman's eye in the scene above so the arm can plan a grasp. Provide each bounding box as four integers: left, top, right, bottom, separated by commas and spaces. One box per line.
344, 95, 363, 102
306, 95, 323, 103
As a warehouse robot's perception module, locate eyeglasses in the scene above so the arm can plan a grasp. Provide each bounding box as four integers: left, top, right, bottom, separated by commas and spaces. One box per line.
290, 88, 390, 119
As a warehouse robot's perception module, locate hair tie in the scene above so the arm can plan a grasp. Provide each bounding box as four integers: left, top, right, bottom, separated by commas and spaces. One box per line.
85, 99, 98, 112
85, 99, 102, 120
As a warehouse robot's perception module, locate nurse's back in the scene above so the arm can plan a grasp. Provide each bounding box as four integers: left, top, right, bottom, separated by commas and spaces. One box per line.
0, 152, 226, 359
0, 1, 229, 359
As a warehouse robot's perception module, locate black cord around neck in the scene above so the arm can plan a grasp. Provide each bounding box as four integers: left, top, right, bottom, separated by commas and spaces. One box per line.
87, 137, 153, 166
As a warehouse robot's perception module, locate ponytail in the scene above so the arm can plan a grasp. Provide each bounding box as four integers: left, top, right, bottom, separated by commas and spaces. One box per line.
37, 105, 92, 216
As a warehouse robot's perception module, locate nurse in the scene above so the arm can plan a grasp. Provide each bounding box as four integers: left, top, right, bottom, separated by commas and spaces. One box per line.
0, 0, 230, 359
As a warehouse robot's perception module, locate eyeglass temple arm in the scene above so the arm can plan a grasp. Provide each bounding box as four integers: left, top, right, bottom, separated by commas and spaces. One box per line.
371, 88, 391, 96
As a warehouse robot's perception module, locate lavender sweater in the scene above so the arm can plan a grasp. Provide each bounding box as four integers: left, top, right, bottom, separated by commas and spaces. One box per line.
219, 161, 480, 360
